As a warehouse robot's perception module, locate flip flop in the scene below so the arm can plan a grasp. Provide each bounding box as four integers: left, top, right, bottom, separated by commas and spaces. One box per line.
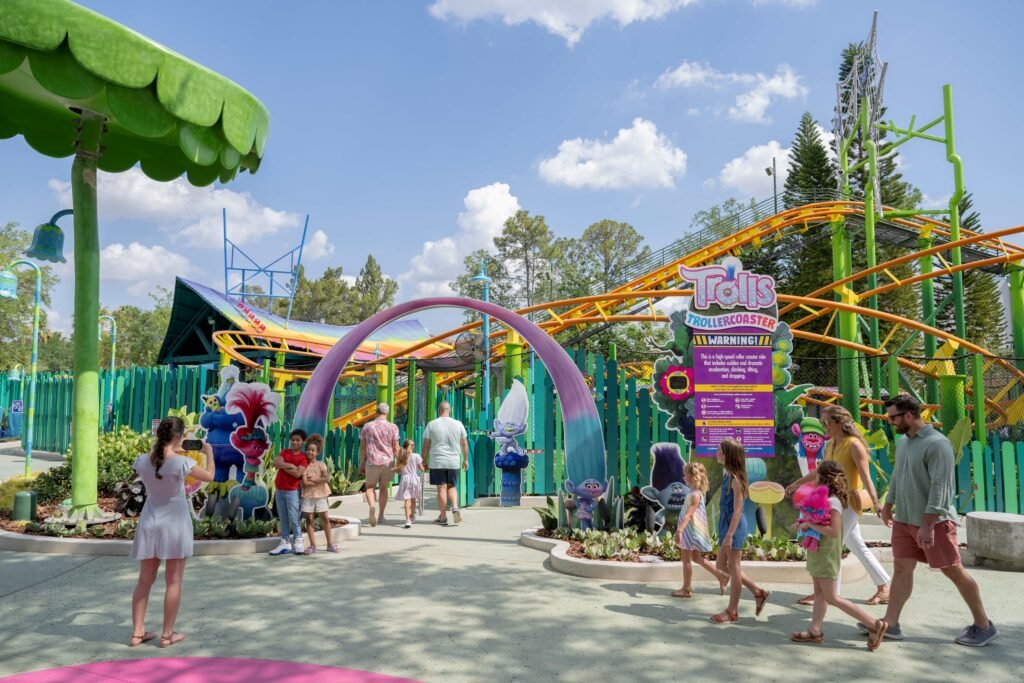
755, 590, 771, 616
128, 632, 156, 647
160, 632, 186, 649
670, 588, 694, 598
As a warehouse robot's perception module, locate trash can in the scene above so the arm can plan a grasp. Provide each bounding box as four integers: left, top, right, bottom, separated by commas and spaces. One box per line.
13, 490, 36, 521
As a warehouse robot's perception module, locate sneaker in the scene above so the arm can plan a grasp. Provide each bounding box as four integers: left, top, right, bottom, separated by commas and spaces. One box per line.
955, 621, 999, 647
433, 516, 448, 525
452, 509, 462, 524
268, 540, 292, 556
857, 621, 904, 641
293, 540, 305, 555
403, 519, 412, 528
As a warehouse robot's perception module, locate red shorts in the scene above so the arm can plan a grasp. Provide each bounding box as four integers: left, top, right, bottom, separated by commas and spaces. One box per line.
891, 520, 961, 569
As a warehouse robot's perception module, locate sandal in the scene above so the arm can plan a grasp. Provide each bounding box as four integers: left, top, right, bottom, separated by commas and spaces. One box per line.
709, 610, 739, 624
865, 590, 890, 606
867, 619, 888, 651
796, 594, 815, 606
128, 631, 156, 647
755, 590, 771, 616
671, 588, 694, 599
326, 544, 340, 553
159, 632, 186, 649
304, 546, 316, 555
790, 629, 825, 644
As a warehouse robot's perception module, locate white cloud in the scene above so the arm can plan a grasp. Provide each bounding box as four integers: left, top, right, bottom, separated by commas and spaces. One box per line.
539, 118, 686, 190
304, 229, 336, 260
399, 183, 521, 298
921, 193, 951, 210
48, 167, 303, 249
43, 306, 72, 336
718, 140, 791, 197
656, 61, 807, 124
100, 242, 194, 296
429, 0, 698, 46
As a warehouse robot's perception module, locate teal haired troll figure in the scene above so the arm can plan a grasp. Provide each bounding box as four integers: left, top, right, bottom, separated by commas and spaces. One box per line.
489, 379, 531, 506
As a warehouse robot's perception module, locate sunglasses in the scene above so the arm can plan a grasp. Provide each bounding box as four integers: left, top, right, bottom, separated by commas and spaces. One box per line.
886, 411, 908, 422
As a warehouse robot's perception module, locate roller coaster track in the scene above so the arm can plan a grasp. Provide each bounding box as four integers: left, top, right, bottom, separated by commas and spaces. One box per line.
211, 198, 1024, 429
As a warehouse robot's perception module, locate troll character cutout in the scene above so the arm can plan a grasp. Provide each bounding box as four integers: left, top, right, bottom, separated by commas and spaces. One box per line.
564, 478, 608, 531
199, 365, 246, 490
225, 382, 280, 520
490, 380, 530, 469
793, 483, 831, 551
640, 443, 691, 536
791, 416, 826, 476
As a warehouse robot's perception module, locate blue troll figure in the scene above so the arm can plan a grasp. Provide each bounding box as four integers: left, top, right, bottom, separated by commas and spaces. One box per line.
640, 443, 691, 536
490, 380, 531, 506
199, 365, 245, 487
564, 478, 608, 531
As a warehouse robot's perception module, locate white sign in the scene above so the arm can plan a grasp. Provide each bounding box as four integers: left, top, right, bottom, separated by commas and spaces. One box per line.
10, 400, 23, 414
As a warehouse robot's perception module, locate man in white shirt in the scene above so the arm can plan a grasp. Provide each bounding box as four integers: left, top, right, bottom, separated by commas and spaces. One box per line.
422, 401, 468, 525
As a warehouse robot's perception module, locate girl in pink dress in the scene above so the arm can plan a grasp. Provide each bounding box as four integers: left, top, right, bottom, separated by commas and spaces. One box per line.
392, 439, 426, 528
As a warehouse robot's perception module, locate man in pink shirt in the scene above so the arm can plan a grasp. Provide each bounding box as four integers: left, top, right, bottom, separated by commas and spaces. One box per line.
359, 402, 400, 526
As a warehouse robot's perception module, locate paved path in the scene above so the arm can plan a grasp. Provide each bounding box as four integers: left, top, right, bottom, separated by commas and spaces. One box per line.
0, 442, 62, 481
1, 505, 1021, 682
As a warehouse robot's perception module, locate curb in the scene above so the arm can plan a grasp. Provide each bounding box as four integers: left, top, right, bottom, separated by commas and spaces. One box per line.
0, 515, 361, 556
520, 529, 867, 584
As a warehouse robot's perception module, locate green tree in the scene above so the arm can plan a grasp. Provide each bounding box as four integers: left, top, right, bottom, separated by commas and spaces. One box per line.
570, 220, 652, 295
780, 113, 840, 380
352, 254, 398, 321
494, 210, 557, 308
690, 197, 785, 287
934, 191, 1007, 353
0, 222, 59, 370
38, 331, 74, 371
449, 249, 516, 322
98, 287, 173, 368
287, 265, 355, 325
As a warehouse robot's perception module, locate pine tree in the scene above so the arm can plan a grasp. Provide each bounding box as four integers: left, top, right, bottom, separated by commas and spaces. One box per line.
934, 192, 1007, 352
353, 254, 398, 321
779, 113, 839, 386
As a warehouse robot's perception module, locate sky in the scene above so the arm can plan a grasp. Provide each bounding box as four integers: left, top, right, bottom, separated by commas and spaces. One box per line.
2, 0, 1022, 336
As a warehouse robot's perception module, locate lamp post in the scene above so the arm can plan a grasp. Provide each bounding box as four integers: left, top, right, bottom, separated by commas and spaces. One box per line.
471, 258, 493, 410
0, 260, 42, 476
765, 156, 778, 214
99, 314, 117, 430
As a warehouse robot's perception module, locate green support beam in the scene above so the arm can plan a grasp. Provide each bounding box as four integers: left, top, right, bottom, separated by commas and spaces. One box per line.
918, 233, 939, 405
971, 354, 986, 442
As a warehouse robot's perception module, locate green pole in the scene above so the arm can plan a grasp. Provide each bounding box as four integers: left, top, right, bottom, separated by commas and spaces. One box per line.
99, 314, 116, 432
938, 375, 966, 435
425, 371, 437, 419
386, 357, 396, 413
406, 360, 417, 440
1009, 267, 1024, 372
505, 331, 523, 389
971, 354, 986, 442
861, 99, 883, 428
943, 85, 967, 375
4, 260, 41, 476
608, 342, 617, 362
70, 112, 104, 521
831, 217, 859, 418
918, 234, 939, 405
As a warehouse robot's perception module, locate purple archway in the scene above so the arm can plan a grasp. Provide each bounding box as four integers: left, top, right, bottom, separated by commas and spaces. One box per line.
293, 297, 606, 484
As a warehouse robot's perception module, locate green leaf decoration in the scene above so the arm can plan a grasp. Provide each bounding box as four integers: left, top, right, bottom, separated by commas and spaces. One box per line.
0, 0, 269, 184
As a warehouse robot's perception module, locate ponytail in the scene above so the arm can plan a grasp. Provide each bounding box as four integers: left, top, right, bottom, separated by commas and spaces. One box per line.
151, 416, 185, 479
396, 438, 415, 470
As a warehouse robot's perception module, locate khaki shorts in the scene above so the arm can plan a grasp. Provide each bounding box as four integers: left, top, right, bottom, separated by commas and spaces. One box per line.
364, 463, 394, 488
301, 497, 329, 514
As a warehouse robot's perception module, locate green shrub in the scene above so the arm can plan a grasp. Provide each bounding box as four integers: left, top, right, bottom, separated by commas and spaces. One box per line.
0, 474, 38, 512
32, 463, 73, 505
67, 427, 152, 496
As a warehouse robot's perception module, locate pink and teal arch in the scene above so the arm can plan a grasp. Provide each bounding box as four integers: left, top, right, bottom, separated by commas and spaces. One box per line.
293, 297, 606, 485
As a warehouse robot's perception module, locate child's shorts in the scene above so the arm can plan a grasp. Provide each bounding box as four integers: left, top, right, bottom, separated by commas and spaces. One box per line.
301, 497, 329, 514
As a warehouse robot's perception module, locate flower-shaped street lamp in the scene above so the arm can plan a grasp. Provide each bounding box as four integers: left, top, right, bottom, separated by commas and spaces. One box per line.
1, 0, 270, 521
0, 259, 42, 476
27, 210, 73, 263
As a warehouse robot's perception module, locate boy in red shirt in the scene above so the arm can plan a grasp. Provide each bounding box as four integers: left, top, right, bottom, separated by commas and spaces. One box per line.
269, 429, 308, 555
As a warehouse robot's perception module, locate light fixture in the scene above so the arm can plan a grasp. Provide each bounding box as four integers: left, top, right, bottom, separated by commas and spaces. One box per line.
764, 166, 774, 176
26, 210, 72, 264
0, 269, 17, 299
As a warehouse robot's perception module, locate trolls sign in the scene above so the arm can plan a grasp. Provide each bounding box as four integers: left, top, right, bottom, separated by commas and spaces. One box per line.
680, 257, 778, 458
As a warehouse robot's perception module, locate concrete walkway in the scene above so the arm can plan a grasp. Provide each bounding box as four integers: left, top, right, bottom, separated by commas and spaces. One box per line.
0, 442, 63, 481
0, 504, 1021, 682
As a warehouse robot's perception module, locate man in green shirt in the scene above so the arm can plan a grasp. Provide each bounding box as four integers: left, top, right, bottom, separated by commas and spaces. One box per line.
868, 395, 998, 646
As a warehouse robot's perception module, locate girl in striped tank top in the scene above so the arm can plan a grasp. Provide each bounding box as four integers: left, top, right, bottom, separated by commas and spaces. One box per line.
673, 461, 730, 598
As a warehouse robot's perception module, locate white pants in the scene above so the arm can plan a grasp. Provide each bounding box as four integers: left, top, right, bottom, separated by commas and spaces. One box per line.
838, 506, 891, 592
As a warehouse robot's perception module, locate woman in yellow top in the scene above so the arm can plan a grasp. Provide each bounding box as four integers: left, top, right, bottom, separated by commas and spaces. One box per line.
786, 405, 891, 606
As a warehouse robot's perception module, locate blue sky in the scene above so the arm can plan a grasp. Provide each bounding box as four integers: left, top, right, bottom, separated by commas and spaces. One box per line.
2, 0, 1021, 335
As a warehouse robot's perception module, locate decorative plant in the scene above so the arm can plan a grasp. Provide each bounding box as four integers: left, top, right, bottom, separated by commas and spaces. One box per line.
532, 495, 559, 531
326, 459, 366, 496
113, 475, 146, 518
114, 519, 137, 539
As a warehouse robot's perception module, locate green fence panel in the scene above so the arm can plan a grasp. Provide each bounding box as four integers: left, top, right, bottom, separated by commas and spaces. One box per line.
1002, 441, 1019, 515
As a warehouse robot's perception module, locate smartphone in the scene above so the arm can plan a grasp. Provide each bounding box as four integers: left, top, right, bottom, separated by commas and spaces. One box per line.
182, 439, 204, 451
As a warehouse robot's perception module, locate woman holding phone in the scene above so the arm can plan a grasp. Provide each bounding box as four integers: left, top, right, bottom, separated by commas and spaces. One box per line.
128, 416, 214, 648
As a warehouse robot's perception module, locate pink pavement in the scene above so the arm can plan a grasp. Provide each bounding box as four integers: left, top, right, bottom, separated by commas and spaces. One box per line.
0, 658, 421, 683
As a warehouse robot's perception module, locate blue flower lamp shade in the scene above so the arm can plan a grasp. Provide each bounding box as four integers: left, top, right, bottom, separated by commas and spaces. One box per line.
0, 269, 18, 299
26, 222, 66, 263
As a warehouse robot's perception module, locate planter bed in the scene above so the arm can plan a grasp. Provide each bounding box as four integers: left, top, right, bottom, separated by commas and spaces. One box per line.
521, 528, 867, 584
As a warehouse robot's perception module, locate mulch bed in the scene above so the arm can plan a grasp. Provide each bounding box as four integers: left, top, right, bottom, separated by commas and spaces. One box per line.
0, 498, 348, 539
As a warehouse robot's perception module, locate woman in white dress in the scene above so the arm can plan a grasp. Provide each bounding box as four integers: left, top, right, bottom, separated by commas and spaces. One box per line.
129, 416, 214, 648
